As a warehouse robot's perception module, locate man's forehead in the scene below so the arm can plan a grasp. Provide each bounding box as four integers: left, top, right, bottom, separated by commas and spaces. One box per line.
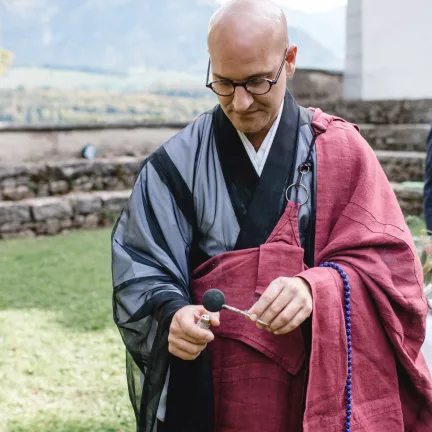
210, 54, 279, 81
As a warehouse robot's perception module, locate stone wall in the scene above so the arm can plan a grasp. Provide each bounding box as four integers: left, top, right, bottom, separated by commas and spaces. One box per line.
0, 97, 430, 239
309, 98, 432, 125
0, 184, 422, 240
0, 157, 143, 201
359, 124, 428, 152
0, 151, 424, 203
1, 98, 431, 165
0, 191, 129, 239
288, 69, 343, 102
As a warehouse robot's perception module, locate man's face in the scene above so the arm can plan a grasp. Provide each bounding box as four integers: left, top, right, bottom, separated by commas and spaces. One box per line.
209, 45, 296, 134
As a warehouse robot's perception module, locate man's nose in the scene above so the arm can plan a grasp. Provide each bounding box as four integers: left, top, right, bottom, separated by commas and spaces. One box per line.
232, 86, 254, 113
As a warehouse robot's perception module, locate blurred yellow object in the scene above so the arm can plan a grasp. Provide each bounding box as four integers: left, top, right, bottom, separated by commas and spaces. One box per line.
0, 48, 14, 76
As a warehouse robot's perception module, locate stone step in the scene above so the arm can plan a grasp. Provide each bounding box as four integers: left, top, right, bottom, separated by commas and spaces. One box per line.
360, 124, 429, 152
0, 184, 424, 239
313, 99, 432, 125
0, 190, 130, 239
0, 156, 145, 201
375, 150, 425, 183
392, 182, 423, 217
0, 150, 426, 201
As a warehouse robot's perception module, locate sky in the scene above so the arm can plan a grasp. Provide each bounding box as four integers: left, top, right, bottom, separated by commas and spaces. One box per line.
217, 0, 348, 13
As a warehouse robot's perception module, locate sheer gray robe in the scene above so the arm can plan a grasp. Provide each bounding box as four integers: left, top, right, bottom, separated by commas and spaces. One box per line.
111, 91, 316, 431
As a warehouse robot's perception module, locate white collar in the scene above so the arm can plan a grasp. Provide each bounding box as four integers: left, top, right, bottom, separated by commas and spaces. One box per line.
237, 99, 284, 176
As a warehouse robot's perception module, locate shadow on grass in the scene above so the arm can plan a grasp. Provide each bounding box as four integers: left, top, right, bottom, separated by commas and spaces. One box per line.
0, 228, 116, 332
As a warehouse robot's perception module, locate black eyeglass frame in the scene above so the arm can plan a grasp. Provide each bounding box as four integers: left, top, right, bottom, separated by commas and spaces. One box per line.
205, 49, 288, 96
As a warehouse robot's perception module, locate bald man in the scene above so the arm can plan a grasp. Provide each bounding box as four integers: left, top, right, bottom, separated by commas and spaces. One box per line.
111, 1, 432, 431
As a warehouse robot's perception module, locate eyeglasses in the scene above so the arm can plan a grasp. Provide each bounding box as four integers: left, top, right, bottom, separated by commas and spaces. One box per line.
205, 49, 288, 97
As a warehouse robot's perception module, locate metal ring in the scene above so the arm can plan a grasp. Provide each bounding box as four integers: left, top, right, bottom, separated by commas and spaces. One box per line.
285, 183, 309, 206
300, 165, 310, 175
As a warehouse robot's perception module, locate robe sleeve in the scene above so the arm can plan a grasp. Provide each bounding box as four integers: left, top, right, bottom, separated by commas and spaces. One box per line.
297, 120, 432, 431
111, 155, 193, 430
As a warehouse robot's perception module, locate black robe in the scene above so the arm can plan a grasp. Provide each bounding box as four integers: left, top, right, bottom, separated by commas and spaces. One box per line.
111, 91, 316, 431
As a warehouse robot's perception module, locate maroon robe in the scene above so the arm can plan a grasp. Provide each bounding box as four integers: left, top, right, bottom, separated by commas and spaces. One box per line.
192, 109, 432, 431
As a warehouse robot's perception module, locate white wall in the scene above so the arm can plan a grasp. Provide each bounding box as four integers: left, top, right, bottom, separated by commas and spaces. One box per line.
344, 0, 363, 99
344, 0, 432, 100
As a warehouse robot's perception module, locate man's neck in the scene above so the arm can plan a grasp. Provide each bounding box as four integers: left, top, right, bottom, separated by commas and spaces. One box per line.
245, 127, 271, 152
244, 101, 284, 151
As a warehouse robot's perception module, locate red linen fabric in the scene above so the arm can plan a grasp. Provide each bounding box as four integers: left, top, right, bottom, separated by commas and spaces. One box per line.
191, 108, 432, 431
192, 201, 307, 432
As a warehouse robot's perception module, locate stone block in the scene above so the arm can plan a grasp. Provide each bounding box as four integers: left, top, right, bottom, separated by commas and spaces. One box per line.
74, 215, 86, 227
48, 160, 93, 180
100, 191, 130, 214
125, 175, 137, 188
45, 219, 62, 235
60, 219, 73, 230
1, 230, 35, 240
376, 151, 425, 183
392, 182, 423, 216
49, 180, 69, 195
93, 177, 105, 190
82, 214, 100, 229
0, 222, 22, 233
72, 176, 94, 192
14, 175, 31, 187
94, 160, 117, 177
0, 177, 16, 189
0, 202, 32, 224
37, 184, 50, 197
316, 99, 432, 125
31, 198, 73, 221
71, 194, 102, 215
103, 177, 122, 190
2, 186, 34, 201
118, 159, 142, 176
360, 124, 429, 153
35, 219, 62, 235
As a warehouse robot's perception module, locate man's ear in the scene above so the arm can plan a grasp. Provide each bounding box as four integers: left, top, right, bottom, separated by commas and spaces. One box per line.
286, 44, 297, 77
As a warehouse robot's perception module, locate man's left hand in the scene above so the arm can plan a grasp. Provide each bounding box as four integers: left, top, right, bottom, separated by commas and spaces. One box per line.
248, 277, 312, 335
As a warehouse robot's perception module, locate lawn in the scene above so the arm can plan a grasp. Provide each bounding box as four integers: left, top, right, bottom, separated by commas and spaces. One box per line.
0, 229, 135, 432
0, 218, 429, 432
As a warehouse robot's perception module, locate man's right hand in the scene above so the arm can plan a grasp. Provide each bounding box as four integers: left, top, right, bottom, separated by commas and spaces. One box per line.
168, 305, 220, 360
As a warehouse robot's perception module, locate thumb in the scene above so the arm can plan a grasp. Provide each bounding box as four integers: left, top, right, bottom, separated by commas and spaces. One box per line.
209, 311, 220, 326
193, 306, 220, 327
194, 305, 209, 316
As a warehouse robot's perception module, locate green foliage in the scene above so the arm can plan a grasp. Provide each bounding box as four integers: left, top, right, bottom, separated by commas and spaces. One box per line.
406, 216, 432, 303
0, 87, 217, 126
0, 229, 135, 432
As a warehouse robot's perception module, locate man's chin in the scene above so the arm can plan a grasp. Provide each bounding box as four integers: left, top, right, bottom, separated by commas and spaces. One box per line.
229, 116, 266, 134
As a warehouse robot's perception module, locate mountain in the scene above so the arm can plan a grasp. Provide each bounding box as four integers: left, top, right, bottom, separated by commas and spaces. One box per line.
283, 6, 346, 65
0, 0, 345, 85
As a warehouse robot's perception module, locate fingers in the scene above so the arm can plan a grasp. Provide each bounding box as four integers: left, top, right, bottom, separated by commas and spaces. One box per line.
209, 311, 220, 326
267, 298, 303, 331
169, 305, 217, 361
248, 278, 285, 321
273, 308, 309, 335
175, 314, 214, 343
257, 287, 295, 328
168, 336, 207, 360
248, 277, 313, 334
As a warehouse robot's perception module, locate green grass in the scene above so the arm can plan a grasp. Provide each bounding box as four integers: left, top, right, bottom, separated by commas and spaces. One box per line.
0, 217, 428, 431
0, 229, 135, 432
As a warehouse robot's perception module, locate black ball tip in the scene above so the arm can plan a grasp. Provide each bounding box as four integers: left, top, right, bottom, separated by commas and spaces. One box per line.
202, 288, 225, 312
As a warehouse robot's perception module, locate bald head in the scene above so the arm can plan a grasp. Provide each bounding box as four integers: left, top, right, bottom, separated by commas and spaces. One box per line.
208, 0, 288, 56
206, 0, 297, 145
